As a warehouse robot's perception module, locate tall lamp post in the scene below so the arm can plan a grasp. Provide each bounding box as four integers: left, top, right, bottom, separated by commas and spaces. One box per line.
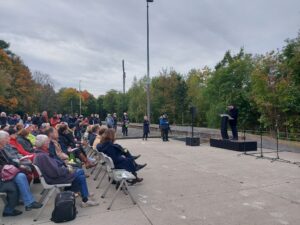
79, 80, 82, 115
146, 0, 153, 122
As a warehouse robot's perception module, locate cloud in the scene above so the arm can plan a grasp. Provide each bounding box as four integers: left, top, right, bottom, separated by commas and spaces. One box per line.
0, 0, 299, 96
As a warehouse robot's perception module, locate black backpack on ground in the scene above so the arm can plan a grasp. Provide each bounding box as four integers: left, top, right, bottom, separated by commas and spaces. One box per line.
51, 191, 77, 223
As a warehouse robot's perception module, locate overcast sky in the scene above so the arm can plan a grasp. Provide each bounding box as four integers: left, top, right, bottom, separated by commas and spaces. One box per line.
0, 0, 299, 96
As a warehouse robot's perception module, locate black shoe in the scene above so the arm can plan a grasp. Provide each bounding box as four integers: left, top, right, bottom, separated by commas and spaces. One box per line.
136, 163, 147, 171
133, 155, 141, 160
3, 209, 23, 217
128, 177, 143, 185
25, 202, 43, 211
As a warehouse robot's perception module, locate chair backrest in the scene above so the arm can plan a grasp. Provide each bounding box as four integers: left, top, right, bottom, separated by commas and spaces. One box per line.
32, 164, 52, 189
103, 155, 115, 173
98, 152, 106, 162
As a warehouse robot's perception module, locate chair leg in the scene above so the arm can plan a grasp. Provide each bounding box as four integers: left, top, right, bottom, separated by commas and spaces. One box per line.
38, 189, 49, 204
107, 180, 124, 210
101, 177, 113, 198
96, 171, 107, 189
124, 181, 136, 205
90, 164, 97, 175
1, 195, 7, 205
93, 166, 103, 181
34, 188, 55, 221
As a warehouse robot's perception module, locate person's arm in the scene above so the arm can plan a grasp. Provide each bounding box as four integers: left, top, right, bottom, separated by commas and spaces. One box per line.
36, 154, 69, 178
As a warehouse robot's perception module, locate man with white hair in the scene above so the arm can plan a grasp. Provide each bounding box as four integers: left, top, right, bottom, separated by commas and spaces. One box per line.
0, 112, 8, 128
0, 131, 42, 212
34, 135, 99, 208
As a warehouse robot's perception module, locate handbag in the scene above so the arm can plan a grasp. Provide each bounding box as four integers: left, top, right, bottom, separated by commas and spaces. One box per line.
1, 165, 21, 181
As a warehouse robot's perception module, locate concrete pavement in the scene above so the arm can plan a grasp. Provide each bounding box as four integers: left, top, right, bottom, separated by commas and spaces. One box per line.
1, 139, 300, 225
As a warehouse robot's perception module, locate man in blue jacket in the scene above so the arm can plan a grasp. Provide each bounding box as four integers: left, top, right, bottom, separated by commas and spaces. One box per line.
160, 114, 170, 142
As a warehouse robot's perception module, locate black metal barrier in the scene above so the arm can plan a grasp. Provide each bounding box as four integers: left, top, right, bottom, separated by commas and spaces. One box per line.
239, 129, 300, 167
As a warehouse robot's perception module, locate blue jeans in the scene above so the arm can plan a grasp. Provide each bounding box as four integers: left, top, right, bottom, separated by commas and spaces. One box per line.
71, 169, 89, 200
14, 173, 35, 207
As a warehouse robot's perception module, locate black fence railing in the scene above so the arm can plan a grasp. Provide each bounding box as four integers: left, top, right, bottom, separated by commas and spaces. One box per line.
239, 129, 300, 166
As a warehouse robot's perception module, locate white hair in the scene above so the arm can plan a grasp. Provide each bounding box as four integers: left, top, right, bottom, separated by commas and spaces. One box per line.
0, 130, 9, 141
0, 112, 7, 117
35, 135, 49, 148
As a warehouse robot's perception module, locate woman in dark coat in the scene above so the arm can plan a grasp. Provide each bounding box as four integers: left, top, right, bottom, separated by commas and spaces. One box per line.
96, 128, 145, 183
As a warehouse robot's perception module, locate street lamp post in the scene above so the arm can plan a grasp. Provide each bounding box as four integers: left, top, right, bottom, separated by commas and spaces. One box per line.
79, 80, 82, 115
146, 0, 153, 122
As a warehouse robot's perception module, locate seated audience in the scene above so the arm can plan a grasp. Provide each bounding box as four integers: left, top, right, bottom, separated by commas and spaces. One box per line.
97, 129, 146, 184
0, 180, 22, 217
17, 129, 34, 153
50, 113, 60, 128
34, 135, 99, 208
0, 112, 8, 127
45, 127, 69, 162
92, 125, 108, 149
88, 124, 100, 146
8, 126, 34, 161
0, 131, 42, 212
58, 123, 96, 168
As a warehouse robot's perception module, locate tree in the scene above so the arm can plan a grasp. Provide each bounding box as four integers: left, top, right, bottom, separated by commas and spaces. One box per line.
57, 88, 80, 114
32, 71, 57, 114
203, 49, 259, 129
186, 67, 212, 126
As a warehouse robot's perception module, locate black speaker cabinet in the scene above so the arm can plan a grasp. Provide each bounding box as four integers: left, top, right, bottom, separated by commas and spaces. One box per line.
186, 137, 200, 146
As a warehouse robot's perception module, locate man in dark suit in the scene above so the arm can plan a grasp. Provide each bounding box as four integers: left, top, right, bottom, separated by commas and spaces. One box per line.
228, 105, 239, 140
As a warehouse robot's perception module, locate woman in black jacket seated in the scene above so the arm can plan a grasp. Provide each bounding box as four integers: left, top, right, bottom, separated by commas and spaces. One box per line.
96, 128, 146, 184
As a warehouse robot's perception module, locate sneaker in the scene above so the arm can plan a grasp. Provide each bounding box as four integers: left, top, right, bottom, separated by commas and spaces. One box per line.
25, 202, 43, 211
81, 200, 99, 208
3, 209, 23, 217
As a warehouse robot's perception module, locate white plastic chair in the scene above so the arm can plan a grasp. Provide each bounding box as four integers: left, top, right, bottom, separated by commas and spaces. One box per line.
100, 155, 137, 210
95, 152, 108, 189
32, 164, 71, 221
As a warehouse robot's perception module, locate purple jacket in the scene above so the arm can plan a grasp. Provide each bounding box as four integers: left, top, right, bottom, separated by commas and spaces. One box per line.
33, 150, 75, 184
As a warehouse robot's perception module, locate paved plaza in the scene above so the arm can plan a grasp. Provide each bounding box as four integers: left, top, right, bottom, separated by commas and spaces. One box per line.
1, 138, 300, 225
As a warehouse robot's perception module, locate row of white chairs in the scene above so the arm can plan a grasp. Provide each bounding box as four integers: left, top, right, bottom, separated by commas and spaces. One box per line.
86, 147, 137, 210
0, 146, 137, 221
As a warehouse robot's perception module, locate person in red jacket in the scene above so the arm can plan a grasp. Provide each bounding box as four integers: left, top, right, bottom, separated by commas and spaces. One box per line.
8, 126, 34, 161
50, 113, 60, 128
